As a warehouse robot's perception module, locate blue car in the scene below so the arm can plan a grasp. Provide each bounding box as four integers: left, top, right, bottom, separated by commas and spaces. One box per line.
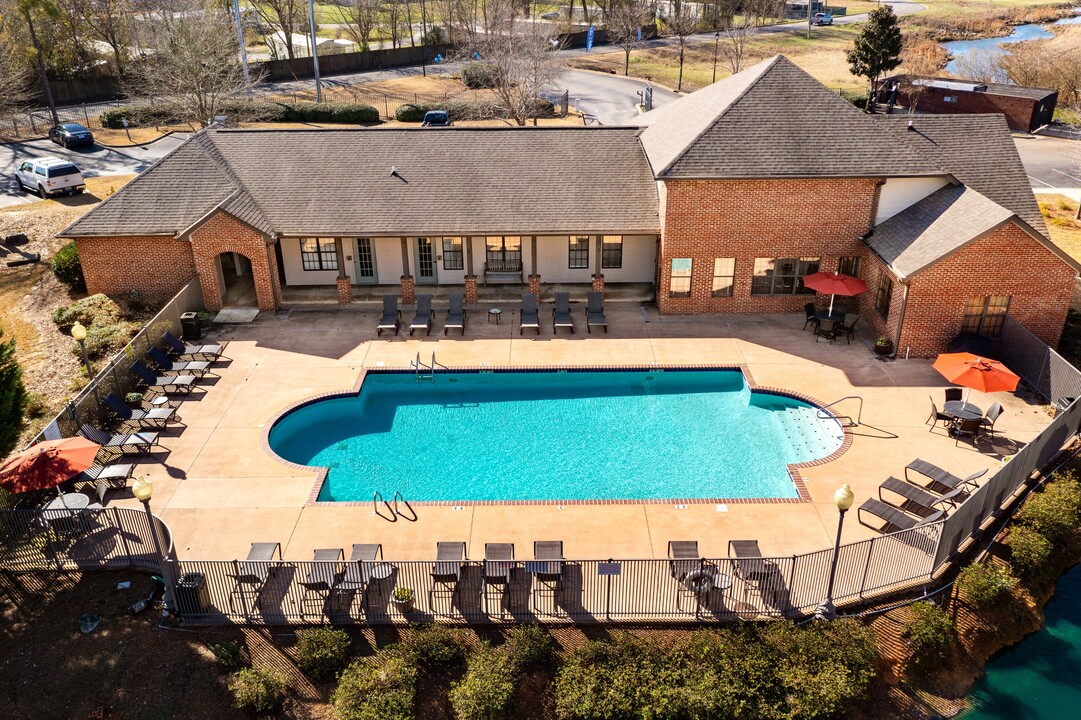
48, 123, 95, 148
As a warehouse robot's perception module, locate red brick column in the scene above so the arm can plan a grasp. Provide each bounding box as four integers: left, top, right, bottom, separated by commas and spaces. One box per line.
336, 277, 352, 304
591, 274, 605, 294
528, 274, 541, 300
400, 275, 416, 305
464, 275, 479, 304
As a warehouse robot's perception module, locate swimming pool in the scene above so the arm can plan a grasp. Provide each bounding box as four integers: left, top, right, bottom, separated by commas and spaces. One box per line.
267, 369, 845, 503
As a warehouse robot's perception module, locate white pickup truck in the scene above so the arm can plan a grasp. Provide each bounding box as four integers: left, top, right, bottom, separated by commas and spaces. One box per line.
14, 156, 86, 198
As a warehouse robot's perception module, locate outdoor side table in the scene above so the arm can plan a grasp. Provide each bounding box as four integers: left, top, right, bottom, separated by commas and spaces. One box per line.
488, 308, 502, 324
43, 493, 91, 535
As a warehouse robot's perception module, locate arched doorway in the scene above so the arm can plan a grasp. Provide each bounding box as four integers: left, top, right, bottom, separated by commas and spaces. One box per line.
216, 251, 257, 307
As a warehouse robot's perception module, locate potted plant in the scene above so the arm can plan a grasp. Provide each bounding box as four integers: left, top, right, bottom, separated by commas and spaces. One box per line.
124, 391, 144, 410
391, 586, 414, 614
196, 311, 212, 330
874, 336, 893, 356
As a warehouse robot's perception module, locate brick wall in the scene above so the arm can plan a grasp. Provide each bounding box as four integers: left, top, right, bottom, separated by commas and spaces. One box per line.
897, 86, 1050, 133
189, 212, 279, 312
859, 252, 904, 346
657, 178, 880, 314
898, 223, 1074, 357
75, 235, 196, 303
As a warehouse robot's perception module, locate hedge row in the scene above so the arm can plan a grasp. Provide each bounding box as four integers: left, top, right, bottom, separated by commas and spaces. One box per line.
99, 100, 379, 128
394, 98, 557, 123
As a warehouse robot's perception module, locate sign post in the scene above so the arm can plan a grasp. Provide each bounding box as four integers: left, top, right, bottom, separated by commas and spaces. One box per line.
599, 560, 621, 621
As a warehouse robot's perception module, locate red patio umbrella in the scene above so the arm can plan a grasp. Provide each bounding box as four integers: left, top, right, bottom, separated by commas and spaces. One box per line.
932, 352, 1020, 402
0, 437, 101, 494
801, 272, 868, 316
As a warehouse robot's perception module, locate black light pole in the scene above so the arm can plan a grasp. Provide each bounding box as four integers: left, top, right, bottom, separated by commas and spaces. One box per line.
132, 476, 177, 615
712, 32, 720, 84
816, 484, 854, 621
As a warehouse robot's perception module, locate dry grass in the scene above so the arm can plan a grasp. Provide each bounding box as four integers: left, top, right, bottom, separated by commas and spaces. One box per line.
1040, 194, 1081, 262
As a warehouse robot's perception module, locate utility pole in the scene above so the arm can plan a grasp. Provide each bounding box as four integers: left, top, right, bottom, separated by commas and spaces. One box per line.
807, 0, 812, 39
712, 31, 719, 84
307, 0, 322, 103
232, 0, 251, 90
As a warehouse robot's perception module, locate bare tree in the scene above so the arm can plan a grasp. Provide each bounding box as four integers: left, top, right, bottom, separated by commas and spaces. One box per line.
252, 0, 305, 60
898, 36, 944, 114
15, 0, 61, 123
664, 0, 697, 91
334, 0, 380, 50
949, 48, 1004, 84
480, 8, 563, 125
68, 0, 133, 74
0, 14, 29, 116
127, 0, 261, 127
606, 0, 648, 76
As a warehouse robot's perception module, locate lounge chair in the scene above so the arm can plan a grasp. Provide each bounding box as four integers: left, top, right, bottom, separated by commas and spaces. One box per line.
104, 393, 181, 429
301, 548, 344, 618
858, 497, 944, 533
879, 476, 962, 517
728, 539, 764, 601
945, 388, 963, 403
586, 291, 607, 334
532, 540, 564, 613
72, 460, 135, 487
227, 542, 281, 613
148, 346, 211, 377
553, 292, 574, 334
377, 295, 400, 336
980, 402, 1004, 439
926, 397, 953, 433
430, 541, 466, 614
409, 294, 433, 336
905, 460, 987, 493
131, 360, 196, 395
483, 543, 515, 616
668, 540, 705, 609
444, 293, 466, 335
336, 543, 385, 611
162, 331, 225, 361
520, 293, 540, 335
78, 423, 160, 454
803, 302, 819, 332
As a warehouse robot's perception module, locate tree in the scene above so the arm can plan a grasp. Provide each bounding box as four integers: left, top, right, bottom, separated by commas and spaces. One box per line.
16, 0, 61, 124
606, 0, 648, 76
898, 36, 945, 114
846, 4, 902, 107
0, 12, 29, 115
334, 0, 380, 51
0, 329, 27, 460
253, 0, 305, 60
665, 0, 697, 91
69, 0, 133, 75
480, 4, 563, 126
126, 0, 261, 127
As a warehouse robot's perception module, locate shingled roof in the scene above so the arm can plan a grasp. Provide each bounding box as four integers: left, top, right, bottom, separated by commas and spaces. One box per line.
635, 55, 942, 179
61, 127, 661, 238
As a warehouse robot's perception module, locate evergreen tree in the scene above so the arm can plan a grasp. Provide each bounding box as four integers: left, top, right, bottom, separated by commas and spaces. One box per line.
847, 6, 903, 105
0, 329, 27, 459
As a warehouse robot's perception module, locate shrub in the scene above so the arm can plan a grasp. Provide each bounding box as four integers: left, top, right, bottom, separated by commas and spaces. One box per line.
448, 645, 517, 720
957, 563, 1015, 607
51, 242, 86, 292
52, 294, 140, 360
504, 624, 555, 667
101, 100, 378, 127
902, 601, 953, 656
228, 667, 287, 713
461, 62, 503, 89
554, 633, 668, 719
295, 626, 351, 679
1016, 473, 1081, 541
22, 392, 50, 420
395, 100, 502, 122
0, 330, 27, 458
402, 624, 465, 665
210, 640, 246, 672
281, 101, 379, 124
1009, 524, 1053, 575
333, 650, 417, 720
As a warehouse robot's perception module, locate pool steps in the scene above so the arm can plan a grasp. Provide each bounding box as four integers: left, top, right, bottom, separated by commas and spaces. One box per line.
772, 406, 845, 459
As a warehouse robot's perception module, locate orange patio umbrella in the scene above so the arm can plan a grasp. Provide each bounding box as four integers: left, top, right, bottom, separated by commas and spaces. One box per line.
932, 352, 1020, 403
801, 272, 868, 316
0, 437, 101, 494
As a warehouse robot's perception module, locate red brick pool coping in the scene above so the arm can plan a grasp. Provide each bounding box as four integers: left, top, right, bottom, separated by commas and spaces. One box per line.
258, 364, 853, 508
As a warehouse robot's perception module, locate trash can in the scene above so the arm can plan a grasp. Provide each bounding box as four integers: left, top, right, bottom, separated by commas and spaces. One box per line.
175, 572, 209, 616
180, 312, 201, 341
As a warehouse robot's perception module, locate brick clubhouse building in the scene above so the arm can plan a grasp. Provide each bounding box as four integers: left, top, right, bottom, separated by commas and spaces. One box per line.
61, 55, 1078, 357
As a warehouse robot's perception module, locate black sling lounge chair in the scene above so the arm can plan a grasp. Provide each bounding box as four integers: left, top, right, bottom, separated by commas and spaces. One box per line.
410, 294, 433, 336
858, 498, 944, 533
104, 393, 181, 429
586, 292, 607, 333
148, 346, 211, 377
377, 295, 401, 336
553, 292, 574, 334
131, 360, 196, 395
520, 293, 540, 335
444, 293, 466, 335
162, 331, 225, 360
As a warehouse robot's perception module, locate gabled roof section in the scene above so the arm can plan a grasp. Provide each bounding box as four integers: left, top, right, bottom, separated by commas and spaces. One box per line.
866, 185, 1078, 278
875, 114, 1046, 234
635, 55, 941, 179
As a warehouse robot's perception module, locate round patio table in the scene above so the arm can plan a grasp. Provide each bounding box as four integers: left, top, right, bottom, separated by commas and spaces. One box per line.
488, 308, 502, 324
943, 400, 983, 421
815, 310, 846, 323
42, 492, 90, 519
713, 573, 733, 591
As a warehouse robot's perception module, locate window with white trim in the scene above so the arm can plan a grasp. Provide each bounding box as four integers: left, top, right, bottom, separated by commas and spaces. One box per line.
300, 238, 338, 271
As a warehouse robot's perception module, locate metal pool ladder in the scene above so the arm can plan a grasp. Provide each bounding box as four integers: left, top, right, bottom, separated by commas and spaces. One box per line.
410, 352, 448, 382
373, 490, 416, 522
816, 396, 863, 427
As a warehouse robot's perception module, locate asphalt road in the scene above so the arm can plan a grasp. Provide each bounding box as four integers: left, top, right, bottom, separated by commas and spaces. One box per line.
1014, 134, 1081, 190
0, 134, 188, 208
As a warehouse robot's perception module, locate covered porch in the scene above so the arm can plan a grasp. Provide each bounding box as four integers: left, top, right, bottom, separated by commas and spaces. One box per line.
280, 282, 656, 307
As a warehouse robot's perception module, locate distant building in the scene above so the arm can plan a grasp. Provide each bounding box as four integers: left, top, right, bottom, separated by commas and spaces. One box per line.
266, 31, 354, 60
884, 75, 1058, 133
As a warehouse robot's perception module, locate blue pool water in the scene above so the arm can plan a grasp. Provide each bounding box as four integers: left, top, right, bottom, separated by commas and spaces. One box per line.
268, 370, 844, 503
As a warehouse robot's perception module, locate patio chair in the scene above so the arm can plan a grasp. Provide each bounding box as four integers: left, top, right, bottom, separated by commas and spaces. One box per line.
148, 346, 212, 378
72, 460, 135, 488
336, 543, 386, 612
586, 292, 608, 334
104, 393, 181, 430
836, 314, 860, 344
954, 417, 984, 447
162, 331, 226, 361
926, 397, 953, 433
483, 543, 515, 616
377, 295, 401, 336
227, 542, 281, 614
905, 460, 988, 494
409, 294, 433, 336
301, 548, 344, 618
803, 302, 819, 331
553, 292, 574, 334
979, 403, 1004, 440
857, 497, 944, 533
668, 540, 706, 610
429, 541, 466, 615
131, 360, 196, 395
520, 293, 540, 335
78, 424, 160, 455
532, 540, 565, 613
444, 293, 466, 335
945, 388, 963, 403
814, 319, 836, 343
879, 476, 962, 517
833, 303, 848, 316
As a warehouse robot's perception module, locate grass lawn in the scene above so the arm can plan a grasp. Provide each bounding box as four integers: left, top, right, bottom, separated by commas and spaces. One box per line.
1041, 194, 1081, 262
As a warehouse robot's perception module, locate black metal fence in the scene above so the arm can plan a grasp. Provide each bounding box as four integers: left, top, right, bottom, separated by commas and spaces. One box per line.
1000, 316, 1081, 407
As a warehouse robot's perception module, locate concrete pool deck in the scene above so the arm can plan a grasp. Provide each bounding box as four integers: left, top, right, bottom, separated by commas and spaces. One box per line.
103, 305, 1053, 563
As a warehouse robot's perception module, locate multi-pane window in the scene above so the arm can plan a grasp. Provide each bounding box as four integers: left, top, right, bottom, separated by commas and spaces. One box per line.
569, 236, 590, 269
300, 237, 338, 271
750, 257, 820, 295
601, 235, 623, 269
670, 258, 693, 298
442, 237, 464, 270
355, 238, 374, 279
961, 295, 1011, 337
485, 236, 521, 268
875, 273, 893, 318
712, 258, 735, 297
838, 256, 860, 277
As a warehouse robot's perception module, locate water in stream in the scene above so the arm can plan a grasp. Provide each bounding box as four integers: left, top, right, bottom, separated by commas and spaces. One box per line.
943, 10, 1081, 76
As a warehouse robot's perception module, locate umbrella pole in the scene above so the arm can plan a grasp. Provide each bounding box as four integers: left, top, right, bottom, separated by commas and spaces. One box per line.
964, 387, 971, 404
828, 294, 835, 315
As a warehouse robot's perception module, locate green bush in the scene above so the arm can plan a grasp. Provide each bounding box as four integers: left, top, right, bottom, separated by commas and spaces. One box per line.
295, 626, 351, 679
902, 601, 953, 656
957, 563, 1015, 607
50, 242, 86, 292
333, 650, 417, 720
0, 330, 26, 459
395, 100, 499, 123
52, 294, 140, 360
504, 624, 555, 667
402, 624, 465, 665
282, 101, 380, 124
448, 645, 517, 720
554, 633, 667, 720
1009, 524, 1053, 575
101, 100, 378, 128
22, 392, 50, 420
1016, 473, 1081, 541
228, 667, 287, 713
840, 89, 869, 110
460, 62, 504, 89
210, 640, 246, 672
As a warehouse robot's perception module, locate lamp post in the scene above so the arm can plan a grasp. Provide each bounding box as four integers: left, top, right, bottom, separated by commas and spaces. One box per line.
712, 31, 720, 84
816, 483, 855, 621
132, 476, 177, 615
71, 321, 92, 377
